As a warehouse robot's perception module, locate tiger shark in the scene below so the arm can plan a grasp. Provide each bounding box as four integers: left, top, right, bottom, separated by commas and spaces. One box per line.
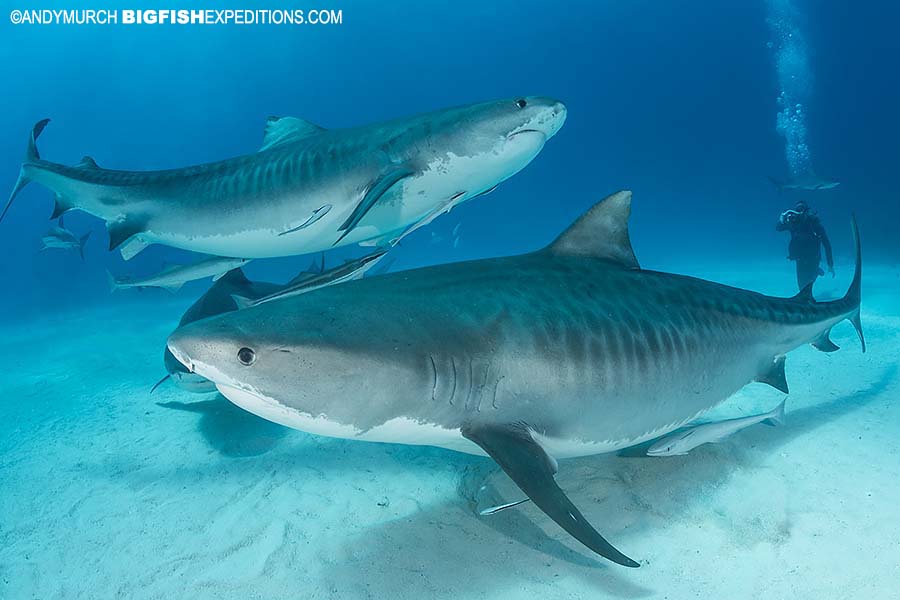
4, 97, 566, 259
166, 190, 864, 567
769, 171, 840, 193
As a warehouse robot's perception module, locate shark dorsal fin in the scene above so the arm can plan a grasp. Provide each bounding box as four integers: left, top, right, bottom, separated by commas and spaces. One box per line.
76, 156, 100, 169
216, 267, 251, 287
260, 116, 325, 151
794, 282, 815, 303
545, 190, 640, 269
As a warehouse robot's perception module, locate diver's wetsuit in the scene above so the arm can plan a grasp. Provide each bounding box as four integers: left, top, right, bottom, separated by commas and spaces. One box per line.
776, 208, 834, 290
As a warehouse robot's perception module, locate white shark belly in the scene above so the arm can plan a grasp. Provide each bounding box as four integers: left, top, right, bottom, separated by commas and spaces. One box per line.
217, 383, 485, 455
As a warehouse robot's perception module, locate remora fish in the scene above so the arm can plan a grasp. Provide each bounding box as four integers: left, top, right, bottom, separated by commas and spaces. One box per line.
157, 267, 312, 393
231, 248, 389, 308
646, 398, 786, 457
768, 172, 840, 193
108, 256, 251, 293
167, 190, 864, 567
4, 98, 566, 260
40, 216, 91, 260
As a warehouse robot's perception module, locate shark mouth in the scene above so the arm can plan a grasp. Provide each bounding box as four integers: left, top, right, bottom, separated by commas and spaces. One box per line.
507, 128, 545, 139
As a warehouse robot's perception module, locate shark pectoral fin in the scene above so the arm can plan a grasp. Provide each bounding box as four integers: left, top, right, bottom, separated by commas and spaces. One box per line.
755, 355, 789, 393
334, 167, 415, 246
479, 497, 531, 516
849, 309, 866, 353
260, 116, 326, 151
462, 421, 639, 568
545, 190, 640, 269
811, 328, 840, 353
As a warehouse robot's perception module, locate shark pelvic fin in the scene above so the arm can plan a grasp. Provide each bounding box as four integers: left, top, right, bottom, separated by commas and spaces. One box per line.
260, 116, 325, 151
107, 219, 145, 253
755, 355, 789, 393
462, 421, 639, 568
811, 328, 840, 353
546, 190, 640, 269
334, 167, 415, 245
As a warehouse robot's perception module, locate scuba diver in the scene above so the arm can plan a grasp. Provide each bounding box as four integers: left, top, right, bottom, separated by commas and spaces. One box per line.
776, 200, 834, 290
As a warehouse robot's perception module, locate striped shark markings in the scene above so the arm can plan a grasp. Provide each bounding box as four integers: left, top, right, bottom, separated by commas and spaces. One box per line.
4, 98, 566, 260
167, 190, 864, 568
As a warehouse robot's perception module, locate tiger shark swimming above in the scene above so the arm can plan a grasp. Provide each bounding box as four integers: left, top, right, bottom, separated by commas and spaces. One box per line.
167, 191, 864, 567
3, 97, 565, 259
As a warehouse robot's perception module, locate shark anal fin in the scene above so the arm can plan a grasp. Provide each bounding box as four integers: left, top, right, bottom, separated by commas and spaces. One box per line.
811, 328, 840, 353
334, 168, 414, 245
756, 355, 789, 394
461, 421, 639, 568
545, 190, 640, 269
793, 282, 816, 303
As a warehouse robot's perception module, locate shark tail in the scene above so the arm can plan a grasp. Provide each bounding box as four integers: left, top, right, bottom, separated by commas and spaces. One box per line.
78, 231, 92, 261
106, 269, 122, 294
844, 214, 865, 352
809, 215, 865, 354
768, 176, 785, 195
1, 119, 51, 224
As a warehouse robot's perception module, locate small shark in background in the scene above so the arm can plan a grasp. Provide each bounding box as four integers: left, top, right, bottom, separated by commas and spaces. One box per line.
107, 256, 251, 293
231, 248, 389, 309
769, 172, 840, 193
156, 264, 322, 393
646, 399, 786, 456
40, 216, 91, 260
167, 190, 863, 567
4, 98, 566, 260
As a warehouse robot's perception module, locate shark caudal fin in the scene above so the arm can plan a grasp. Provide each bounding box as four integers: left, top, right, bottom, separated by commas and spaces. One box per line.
1, 119, 51, 224
768, 176, 784, 194
810, 215, 865, 354
106, 270, 123, 294
845, 214, 865, 352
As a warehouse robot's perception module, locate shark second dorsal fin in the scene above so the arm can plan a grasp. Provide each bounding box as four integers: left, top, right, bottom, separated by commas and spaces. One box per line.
793, 282, 815, 303
545, 190, 640, 269
260, 116, 325, 151
76, 156, 100, 169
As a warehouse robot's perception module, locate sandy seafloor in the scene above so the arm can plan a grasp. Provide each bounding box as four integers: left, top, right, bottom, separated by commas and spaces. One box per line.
1, 260, 898, 600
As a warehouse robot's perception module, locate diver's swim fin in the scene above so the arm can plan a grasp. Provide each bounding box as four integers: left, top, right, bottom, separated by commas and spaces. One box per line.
462, 421, 640, 567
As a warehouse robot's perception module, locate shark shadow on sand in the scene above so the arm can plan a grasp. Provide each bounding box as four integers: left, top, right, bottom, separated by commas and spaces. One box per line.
313, 364, 894, 599
156, 395, 289, 458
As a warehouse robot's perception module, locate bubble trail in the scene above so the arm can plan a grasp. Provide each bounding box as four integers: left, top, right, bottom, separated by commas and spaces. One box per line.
767, 0, 814, 177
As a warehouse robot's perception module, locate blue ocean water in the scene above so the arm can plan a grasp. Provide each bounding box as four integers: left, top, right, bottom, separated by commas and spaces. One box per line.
1, 1, 898, 598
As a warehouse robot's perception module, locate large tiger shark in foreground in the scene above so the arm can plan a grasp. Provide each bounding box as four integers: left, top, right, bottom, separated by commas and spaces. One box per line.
167, 191, 864, 567
3, 97, 565, 259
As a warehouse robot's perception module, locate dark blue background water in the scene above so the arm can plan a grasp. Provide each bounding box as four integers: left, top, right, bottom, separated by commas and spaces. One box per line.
1, 0, 898, 318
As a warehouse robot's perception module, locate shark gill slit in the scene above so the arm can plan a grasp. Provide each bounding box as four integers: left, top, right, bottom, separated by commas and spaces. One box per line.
449, 356, 457, 406
429, 354, 438, 401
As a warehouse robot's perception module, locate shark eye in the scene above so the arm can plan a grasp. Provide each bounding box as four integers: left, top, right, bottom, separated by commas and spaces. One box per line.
516, 99, 527, 109
237, 347, 257, 366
